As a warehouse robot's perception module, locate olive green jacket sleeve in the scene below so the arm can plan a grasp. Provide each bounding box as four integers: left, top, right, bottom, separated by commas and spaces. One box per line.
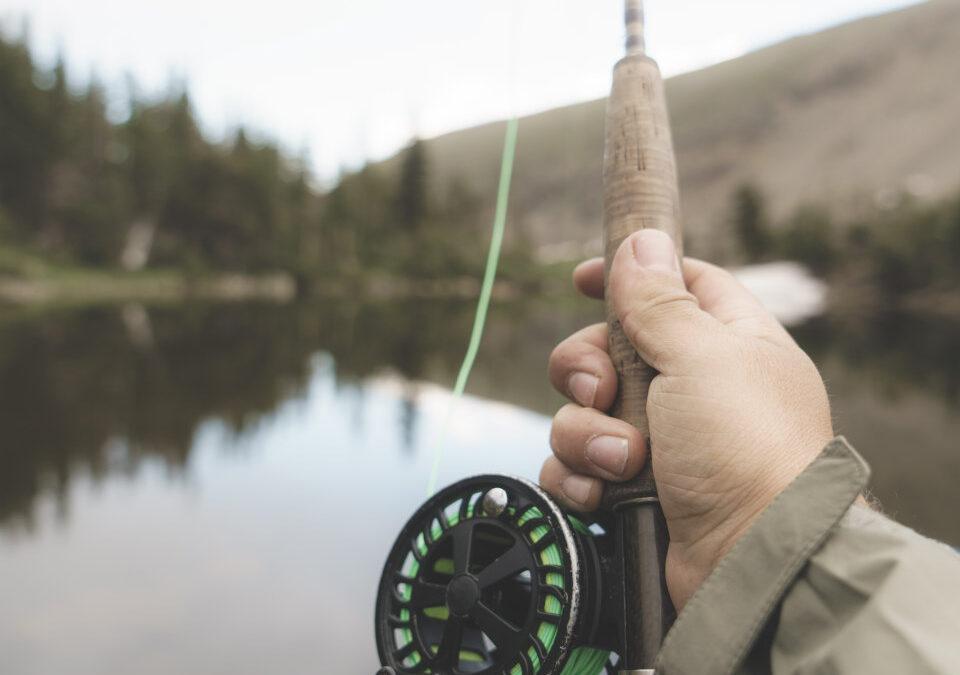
655, 437, 960, 675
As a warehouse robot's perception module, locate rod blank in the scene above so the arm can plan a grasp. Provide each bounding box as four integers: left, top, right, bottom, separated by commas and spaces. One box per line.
625, 0, 646, 55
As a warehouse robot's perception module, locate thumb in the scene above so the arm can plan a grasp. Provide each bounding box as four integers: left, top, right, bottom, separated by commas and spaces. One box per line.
609, 229, 725, 374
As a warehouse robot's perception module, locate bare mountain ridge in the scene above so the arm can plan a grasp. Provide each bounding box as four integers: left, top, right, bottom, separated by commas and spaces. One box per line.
378, 0, 960, 261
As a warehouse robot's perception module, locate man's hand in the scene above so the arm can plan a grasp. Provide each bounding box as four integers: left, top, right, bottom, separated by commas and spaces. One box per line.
541, 230, 835, 609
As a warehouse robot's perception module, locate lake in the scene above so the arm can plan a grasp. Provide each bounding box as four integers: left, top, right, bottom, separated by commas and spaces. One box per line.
0, 297, 958, 673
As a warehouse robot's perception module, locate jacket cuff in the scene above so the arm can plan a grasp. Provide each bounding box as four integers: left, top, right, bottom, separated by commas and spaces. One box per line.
655, 437, 870, 675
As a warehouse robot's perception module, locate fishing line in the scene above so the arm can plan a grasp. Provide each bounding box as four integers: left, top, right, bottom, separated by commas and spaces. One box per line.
425, 116, 520, 498
414, 28, 609, 675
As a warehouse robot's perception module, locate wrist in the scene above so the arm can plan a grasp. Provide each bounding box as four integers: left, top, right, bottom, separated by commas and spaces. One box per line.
664, 477, 791, 608
666, 506, 764, 609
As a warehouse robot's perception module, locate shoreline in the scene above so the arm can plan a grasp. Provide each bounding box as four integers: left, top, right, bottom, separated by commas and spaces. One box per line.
2, 265, 959, 320
0, 273, 297, 305
0, 271, 569, 307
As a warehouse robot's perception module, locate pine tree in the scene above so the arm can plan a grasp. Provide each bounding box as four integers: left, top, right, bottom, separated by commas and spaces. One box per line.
732, 184, 771, 262
396, 139, 428, 235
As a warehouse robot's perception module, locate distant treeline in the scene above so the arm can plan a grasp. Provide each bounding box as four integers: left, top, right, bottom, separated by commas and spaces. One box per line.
730, 184, 960, 297
320, 142, 501, 280
0, 34, 500, 281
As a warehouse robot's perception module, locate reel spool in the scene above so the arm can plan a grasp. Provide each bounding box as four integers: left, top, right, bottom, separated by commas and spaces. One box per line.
374, 474, 620, 675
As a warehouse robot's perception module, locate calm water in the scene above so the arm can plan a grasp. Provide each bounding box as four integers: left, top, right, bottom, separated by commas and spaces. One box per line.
0, 299, 958, 674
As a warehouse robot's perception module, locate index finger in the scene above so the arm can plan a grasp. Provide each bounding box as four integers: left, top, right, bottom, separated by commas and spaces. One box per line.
683, 257, 792, 342
573, 258, 604, 299
576, 255, 791, 342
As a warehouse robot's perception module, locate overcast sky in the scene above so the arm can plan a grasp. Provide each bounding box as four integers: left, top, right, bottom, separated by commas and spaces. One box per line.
1, 0, 924, 181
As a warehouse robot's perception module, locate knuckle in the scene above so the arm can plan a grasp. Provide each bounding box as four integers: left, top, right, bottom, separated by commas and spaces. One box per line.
549, 336, 591, 379
539, 459, 553, 486
549, 338, 570, 363
548, 343, 569, 376
550, 405, 578, 452
539, 457, 568, 495
554, 402, 580, 425
619, 286, 698, 331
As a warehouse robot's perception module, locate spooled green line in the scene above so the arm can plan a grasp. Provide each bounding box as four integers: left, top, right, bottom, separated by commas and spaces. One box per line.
426, 116, 519, 497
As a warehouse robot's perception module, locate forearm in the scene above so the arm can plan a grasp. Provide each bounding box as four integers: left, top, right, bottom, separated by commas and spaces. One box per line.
654, 438, 960, 675
772, 504, 960, 674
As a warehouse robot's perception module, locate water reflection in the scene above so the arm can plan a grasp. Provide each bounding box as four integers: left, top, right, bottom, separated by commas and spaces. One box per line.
0, 302, 560, 674
0, 300, 587, 530
795, 311, 960, 405
0, 300, 957, 673
794, 312, 960, 543
0, 303, 318, 529
1, 301, 958, 535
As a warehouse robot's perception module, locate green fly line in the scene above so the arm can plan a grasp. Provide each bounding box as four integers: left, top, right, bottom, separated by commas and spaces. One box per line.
426, 116, 519, 498
420, 117, 611, 675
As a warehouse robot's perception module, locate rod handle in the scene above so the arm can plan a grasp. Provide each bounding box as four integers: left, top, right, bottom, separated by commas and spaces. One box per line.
601, 54, 682, 509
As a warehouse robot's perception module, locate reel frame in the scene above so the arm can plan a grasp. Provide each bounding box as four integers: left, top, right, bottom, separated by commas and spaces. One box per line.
374, 474, 616, 675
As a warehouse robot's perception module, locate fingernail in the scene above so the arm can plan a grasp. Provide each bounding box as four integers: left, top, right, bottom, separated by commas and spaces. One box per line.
631, 230, 679, 274
585, 435, 629, 475
561, 474, 594, 507
567, 372, 599, 408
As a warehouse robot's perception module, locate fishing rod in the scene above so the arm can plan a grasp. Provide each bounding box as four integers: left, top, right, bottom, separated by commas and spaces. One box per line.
600, 0, 679, 669
374, 1, 681, 672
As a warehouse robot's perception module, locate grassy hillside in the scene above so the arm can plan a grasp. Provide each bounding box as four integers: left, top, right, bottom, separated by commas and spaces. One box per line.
375, 0, 960, 262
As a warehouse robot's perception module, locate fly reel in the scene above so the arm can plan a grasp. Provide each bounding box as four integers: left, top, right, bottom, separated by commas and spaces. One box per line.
374, 474, 621, 675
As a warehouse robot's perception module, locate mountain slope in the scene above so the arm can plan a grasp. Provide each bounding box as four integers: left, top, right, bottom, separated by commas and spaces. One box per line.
378, 0, 960, 262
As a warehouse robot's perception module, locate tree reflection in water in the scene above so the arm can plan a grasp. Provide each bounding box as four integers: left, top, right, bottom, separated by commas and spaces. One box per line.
0, 304, 309, 527
0, 299, 581, 529
0, 300, 958, 545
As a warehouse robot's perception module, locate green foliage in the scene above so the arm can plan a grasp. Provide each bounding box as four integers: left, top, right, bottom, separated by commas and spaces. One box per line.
733, 184, 960, 299
730, 184, 772, 261
396, 139, 428, 235
779, 205, 837, 274
324, 139, 522, 280
0, 34, 320, 275
0, 37, 55, 242
870, 196, 960, 294
0, 33, 520, 284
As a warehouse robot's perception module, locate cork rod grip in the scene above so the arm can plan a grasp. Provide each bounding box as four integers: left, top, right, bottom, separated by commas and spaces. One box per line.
601, 54, 682, 509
